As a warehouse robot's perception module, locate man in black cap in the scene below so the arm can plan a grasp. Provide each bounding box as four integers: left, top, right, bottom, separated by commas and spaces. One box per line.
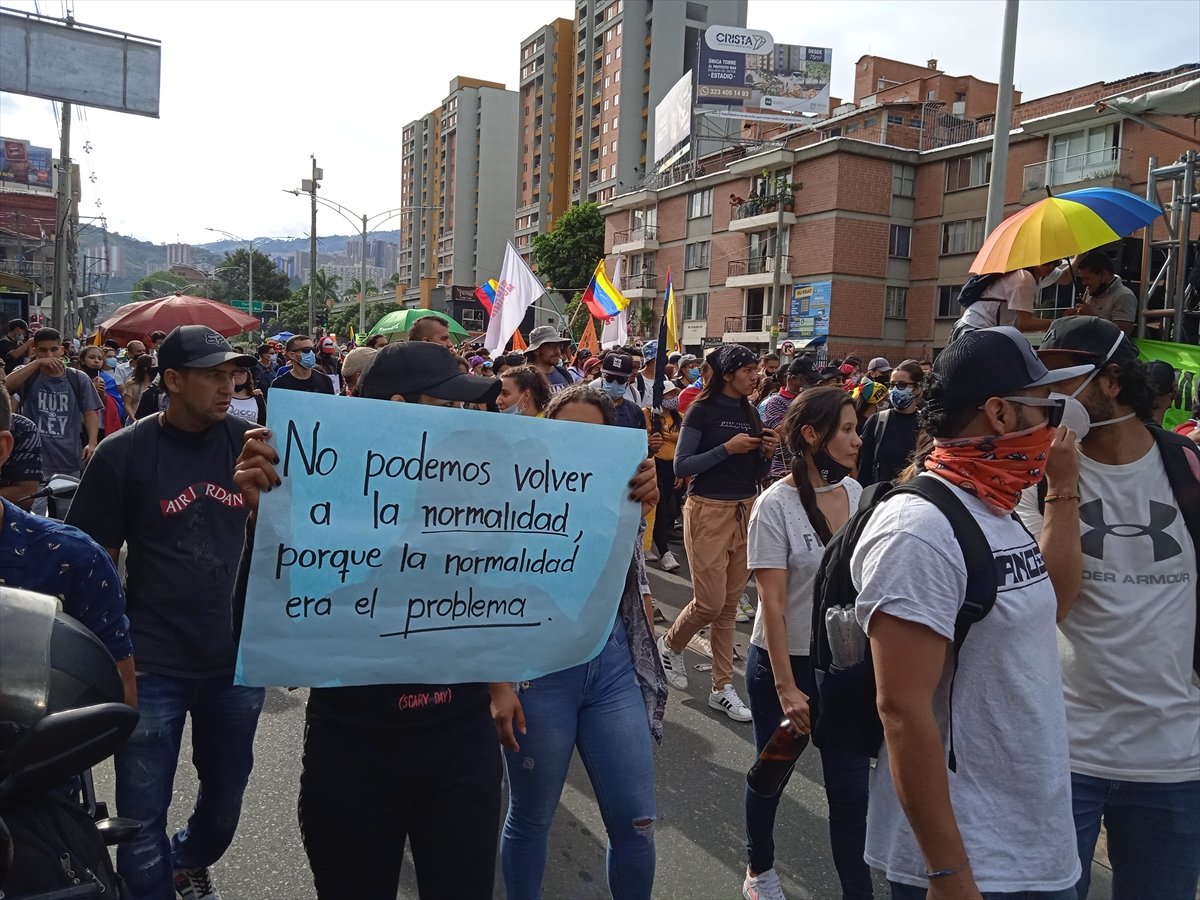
594, 350, 646, 430
0, 317, 33, 374
851, 326, 1087, 896
1024, 316, 1200, 900
357, 340, 503, 407
761, 356, 817, 480
67, 325, 264, 900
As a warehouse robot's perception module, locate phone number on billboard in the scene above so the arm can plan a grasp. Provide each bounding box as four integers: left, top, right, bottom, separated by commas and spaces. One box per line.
697, 85, 750, 99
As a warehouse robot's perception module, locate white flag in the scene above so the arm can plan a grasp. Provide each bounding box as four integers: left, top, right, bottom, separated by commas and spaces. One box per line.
484, 241, 546, 354
600, 256, 628, 349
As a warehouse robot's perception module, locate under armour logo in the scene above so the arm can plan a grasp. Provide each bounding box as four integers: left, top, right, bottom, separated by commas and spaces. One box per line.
1079, 499, 1182, 562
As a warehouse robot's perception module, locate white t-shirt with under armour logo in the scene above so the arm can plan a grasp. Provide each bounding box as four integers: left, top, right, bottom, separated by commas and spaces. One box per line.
1061, 446, 1198, 782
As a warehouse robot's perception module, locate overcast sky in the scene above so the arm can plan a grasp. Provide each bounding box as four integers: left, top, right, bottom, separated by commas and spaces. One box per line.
1, 0, 1196, 246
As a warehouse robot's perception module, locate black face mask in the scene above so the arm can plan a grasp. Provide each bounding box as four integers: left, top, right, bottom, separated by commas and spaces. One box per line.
811, 447, 852, 485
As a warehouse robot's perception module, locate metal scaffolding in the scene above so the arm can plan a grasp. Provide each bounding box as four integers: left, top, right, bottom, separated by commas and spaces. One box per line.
1138, 149, 1199, 345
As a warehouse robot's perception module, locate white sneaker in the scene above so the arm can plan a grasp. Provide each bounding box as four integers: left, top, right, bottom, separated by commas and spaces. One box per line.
709, 683, 753, 722
175, 868, 222, 900
657, 633, 688, 690
736, 593, 754, 623
659, 550, 680, 572
743, 867, 786, 900
645, 547, 659, 561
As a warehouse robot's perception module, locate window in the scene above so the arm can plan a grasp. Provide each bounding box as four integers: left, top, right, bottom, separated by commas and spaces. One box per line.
684, 240, 711, 270
892, 163, 915, 197
937, 284, 963, 318
461, 308, 485, 330
945, 151, 992, 191
888, 224, 911, 258
614, 93, 619, 106
688, 188, 713, 218
940, 218, 985, 255
612, 116, 618, 130
605, 76, 611, 88
1048, 124, 1120, 186
887, 113, 904, 126
884, 286, 908, 319
683, 292, 708, 320
616, 46, 621, 59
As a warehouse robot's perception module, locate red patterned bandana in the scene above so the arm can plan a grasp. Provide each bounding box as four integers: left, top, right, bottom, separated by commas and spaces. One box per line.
925, 424, 1055, 513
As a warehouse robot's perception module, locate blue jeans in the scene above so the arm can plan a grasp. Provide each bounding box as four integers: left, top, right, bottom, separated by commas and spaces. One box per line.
501, 618, 656, 900
890, 883, 1077, 900
114, 671, 265, 900
1070, 772, 1200, 900
745, 643, 873, 899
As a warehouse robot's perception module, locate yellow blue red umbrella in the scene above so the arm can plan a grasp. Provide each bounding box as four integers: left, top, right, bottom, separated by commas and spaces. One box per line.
970, 188, 1161, 275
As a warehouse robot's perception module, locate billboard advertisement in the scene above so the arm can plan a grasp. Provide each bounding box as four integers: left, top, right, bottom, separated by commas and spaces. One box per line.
0, 137, 53, 191
653, 71, 692, 170
698, 26, 833, 115
788, 280, 831, 339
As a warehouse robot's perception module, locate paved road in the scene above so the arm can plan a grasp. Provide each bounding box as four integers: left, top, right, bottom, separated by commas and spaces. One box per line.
93, 544, 1114, 899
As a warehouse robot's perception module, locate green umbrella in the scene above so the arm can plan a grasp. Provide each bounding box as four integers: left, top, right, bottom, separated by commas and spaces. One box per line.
366, 309, 470, 340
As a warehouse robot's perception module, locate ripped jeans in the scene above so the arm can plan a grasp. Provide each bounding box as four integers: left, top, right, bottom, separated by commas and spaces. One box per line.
501, 617, 656, 900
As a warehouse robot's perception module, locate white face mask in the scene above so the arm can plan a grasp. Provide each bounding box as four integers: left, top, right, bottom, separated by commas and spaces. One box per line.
1047, 330, 1135, 441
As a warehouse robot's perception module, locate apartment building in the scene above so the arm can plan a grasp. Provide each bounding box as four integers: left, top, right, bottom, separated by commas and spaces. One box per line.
601, 59, 1197, 362
514, 18, 575, 255
398, 76, 519, 305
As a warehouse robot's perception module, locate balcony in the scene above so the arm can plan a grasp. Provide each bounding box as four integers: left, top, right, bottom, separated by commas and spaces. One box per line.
729, 196, 797, 232
1021, 146, 1132, 202
723, 314, 774, 345
726, 256, 788, 288
623, 272, 658, 300
0, 258, 53, 281
612, 224, 658, 254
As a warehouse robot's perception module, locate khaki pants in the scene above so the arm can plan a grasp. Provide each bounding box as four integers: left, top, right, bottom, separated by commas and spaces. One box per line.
665, 494, 752, 690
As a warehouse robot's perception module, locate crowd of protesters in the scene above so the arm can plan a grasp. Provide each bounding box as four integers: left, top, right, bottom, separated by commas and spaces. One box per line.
0, 306, 1197, 900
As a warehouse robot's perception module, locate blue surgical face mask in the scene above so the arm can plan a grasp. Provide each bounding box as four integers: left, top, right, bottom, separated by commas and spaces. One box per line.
299, 350, 317, 369
889, 386, 914, 409
268, 354, 278, 365
500, 401, 523, 415
601, 378, 626, 400
105, 357, 118, 369
688, 368, 700, 380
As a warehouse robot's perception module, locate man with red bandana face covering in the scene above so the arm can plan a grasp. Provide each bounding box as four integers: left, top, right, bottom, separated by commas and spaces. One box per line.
848, 326, 1092, 899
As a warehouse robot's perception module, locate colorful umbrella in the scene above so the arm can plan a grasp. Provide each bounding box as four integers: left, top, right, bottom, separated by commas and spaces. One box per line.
970, 188, 1161, 275
366, 309, 469, 340
99, 293, 260, 343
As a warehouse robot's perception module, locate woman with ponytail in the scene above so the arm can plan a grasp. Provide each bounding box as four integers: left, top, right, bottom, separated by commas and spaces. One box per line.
740, 386, 873, 900
658, 344, 779, 722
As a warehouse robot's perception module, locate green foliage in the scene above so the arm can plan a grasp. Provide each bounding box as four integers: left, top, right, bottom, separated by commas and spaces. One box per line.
311, 269, 341, 307
212, 249, 291, 306
267, 288, 313, 335
530, 202, 604, 297
132, 270, 189, 298
343, 278, 379, 300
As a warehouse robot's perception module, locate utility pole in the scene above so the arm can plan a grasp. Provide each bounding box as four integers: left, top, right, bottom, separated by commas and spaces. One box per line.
52, 100, 73, 332
985, 0, 1019, 236
359, 213, 368, 336
303, 156, 321, 336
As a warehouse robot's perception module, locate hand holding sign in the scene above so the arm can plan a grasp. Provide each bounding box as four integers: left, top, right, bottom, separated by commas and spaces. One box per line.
235, 391, 646, 688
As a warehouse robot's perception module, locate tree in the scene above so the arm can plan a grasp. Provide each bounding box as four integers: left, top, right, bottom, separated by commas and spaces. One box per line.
211, 249, 291, 306
269, 288, 312, 335
343, 278, 378, 300
531, 202, 604, 302
132, 270, 189, 298
311, 268, 341, 307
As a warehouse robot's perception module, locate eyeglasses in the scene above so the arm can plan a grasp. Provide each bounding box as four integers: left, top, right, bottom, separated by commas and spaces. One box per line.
887, 380, 914, 389
996, 396, 1065, 428
603, 374, 629, 385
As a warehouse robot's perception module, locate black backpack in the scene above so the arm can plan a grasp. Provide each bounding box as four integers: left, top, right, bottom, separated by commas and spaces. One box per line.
809, 475, 999, 772
0, 793, 124, 898
956, 273, 1002, 308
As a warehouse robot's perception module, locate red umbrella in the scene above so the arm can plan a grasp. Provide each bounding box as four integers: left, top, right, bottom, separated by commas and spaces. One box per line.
99, 293, 260, 343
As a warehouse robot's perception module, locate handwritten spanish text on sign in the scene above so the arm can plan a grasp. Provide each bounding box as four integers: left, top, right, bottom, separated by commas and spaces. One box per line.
235, 391, 645, 687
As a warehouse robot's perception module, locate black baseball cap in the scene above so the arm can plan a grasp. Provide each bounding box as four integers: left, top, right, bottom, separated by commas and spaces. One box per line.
601, 351, 635, 377
7, 318, 28, 332
157, 325, 254, 373
1037, 315, 1138, 370
928, 326, 1093, 414
358, 341, 502, 404
817, 365, 841, 381
787, 356, 817, 379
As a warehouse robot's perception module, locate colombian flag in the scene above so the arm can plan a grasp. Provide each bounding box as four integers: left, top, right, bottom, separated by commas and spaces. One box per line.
475, 279, 499, 314
580, 260, 628, 320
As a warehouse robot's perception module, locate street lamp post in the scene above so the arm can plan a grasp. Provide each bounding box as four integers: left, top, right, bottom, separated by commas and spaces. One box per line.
205, 227, 259, 316
283, 191, 410, 336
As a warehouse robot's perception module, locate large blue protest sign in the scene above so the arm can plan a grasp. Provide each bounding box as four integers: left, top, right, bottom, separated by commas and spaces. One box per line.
235, 391, 645, 687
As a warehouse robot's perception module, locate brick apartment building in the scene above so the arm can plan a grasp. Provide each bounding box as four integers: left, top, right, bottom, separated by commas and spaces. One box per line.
600, 57, 1199, 362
